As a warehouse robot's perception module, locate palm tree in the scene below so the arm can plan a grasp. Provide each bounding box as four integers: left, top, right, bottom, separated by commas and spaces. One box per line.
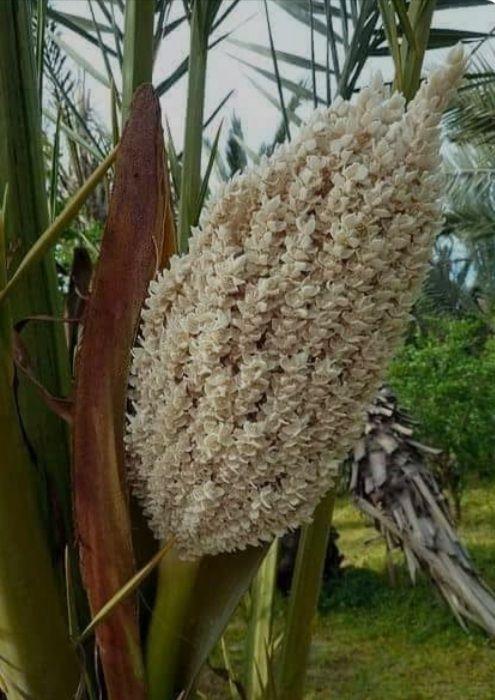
440, 49, 495, 317
351, 387, 495, 636
0, 2, 493, 698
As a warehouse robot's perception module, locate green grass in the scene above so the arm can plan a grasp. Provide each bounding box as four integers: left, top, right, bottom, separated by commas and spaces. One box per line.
201, 479, 495, 699
306, 479, 495, 699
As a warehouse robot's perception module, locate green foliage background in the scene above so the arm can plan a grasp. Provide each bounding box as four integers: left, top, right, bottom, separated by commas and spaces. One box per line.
389, 316, 495, 481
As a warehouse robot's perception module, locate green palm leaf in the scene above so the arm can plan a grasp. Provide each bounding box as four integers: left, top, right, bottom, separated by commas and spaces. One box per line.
228, 37, 329, 72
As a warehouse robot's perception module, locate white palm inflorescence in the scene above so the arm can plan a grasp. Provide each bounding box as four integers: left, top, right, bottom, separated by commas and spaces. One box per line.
126, 47, 465, 558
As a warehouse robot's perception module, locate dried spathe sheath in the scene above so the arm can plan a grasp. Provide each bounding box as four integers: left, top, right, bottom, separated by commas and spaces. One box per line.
126, 48, 465, 558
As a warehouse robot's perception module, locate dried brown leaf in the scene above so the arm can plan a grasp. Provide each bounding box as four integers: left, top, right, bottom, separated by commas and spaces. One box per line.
73, 85, 175, 700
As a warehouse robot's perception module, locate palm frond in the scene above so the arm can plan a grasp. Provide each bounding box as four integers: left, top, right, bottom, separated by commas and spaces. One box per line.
445, 195, 495, 241
436, 0, 491, 7
228, 37, 329, 73
260, 91, 304, 156
416, 240, 479, 319
246, 75, 303, 127
225, 114, 247, 176
445, 55, 495, 147
443, 142, 495, 242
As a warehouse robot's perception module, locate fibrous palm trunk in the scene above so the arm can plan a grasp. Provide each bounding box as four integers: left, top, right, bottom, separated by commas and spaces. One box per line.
351, 386, 495, 636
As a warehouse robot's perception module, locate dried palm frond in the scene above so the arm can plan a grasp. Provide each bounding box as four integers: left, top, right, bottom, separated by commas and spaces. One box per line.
351, 386, 495, 636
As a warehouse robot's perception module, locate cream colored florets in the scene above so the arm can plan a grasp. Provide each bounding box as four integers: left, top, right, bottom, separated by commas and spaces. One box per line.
126, 48, 465, 559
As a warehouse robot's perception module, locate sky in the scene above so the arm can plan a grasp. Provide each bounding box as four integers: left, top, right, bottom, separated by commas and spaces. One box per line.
51, 1, 495, 164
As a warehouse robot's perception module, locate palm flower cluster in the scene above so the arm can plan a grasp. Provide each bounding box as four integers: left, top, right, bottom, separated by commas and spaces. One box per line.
126, 47, 465, 558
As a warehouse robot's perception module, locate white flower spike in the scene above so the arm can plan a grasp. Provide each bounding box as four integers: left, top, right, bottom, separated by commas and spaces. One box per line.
126, 47, 465, 559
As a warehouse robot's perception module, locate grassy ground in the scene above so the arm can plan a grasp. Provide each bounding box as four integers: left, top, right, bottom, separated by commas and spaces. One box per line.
306, 480, 495, 699
203, 479, 495, 699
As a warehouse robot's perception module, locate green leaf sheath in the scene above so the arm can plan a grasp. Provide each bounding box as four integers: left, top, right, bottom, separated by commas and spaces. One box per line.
0, 150, 79, 700
147, 546, 267, 700
0, 356, 80, 699
0, 0, 72, 546
147, 551, 201, 700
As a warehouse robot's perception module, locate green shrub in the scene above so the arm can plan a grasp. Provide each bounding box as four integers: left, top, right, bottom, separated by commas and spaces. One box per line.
389, 317, 495, 493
